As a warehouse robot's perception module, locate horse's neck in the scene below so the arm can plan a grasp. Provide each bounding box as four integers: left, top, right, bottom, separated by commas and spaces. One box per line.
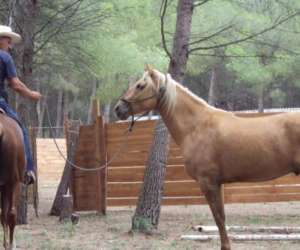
159, 86, 213, 146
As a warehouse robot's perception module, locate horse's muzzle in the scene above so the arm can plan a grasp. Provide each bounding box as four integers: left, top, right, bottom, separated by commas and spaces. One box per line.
114, 100, 130, 120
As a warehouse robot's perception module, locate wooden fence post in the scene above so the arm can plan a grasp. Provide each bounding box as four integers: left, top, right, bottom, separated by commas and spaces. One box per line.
50, 119, 80, 216
92, 100, 107, 215
99, 112, 107, 215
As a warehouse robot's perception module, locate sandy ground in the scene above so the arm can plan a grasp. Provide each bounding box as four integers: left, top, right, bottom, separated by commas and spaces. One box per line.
7, 180, 300, 250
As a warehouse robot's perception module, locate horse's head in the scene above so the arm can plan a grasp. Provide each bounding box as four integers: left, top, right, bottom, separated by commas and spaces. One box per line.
115, 65, 168, 120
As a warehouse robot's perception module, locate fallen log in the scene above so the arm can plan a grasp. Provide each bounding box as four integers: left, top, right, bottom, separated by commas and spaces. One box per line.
193, 225, 300, 234
181, 234, 300, 241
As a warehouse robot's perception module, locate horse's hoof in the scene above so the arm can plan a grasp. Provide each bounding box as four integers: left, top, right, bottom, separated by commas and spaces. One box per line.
221, 246, 231, 250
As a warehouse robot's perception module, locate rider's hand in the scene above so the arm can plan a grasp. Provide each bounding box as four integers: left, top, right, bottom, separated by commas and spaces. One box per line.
30, 91, 42, 101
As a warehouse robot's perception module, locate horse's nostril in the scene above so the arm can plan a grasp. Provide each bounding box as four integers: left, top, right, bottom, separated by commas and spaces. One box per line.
115, 106, 119, 112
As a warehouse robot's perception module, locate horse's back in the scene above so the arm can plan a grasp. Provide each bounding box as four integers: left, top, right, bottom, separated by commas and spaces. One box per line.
0, 114, 25, 184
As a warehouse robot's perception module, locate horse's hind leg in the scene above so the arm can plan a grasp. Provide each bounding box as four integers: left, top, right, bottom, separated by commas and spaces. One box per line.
7, 183, 20, 250
1, 189, 9, 250
199, 178, 230, 250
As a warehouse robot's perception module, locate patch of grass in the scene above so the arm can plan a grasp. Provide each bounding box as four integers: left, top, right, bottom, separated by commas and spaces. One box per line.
131, 216, 154, 234
15, 230, 33, 249
61, 222, 76, 238
246, 216, 262, 225
170, 240, 178, 248
40, 239, 56, 249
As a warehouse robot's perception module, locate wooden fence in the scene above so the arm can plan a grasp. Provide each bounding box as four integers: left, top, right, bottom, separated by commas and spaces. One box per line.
71, 111, 300, 212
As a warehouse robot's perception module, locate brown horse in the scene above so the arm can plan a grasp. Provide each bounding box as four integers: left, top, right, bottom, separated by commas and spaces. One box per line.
114, 65, 300, 250
0, 112, 25, 250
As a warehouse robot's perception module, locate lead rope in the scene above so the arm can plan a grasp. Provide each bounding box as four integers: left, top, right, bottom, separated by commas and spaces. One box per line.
44, 101, 142, 172
44, 73, 167, 171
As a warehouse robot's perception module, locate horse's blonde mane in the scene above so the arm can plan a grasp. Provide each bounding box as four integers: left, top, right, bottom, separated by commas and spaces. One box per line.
153, 70, 177, 114
154, 69, 212, 114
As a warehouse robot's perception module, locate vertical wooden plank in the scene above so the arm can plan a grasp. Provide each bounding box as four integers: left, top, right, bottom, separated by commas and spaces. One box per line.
93, 100, 103, 214
98, 115, 107, 215
92, 100, 100, 122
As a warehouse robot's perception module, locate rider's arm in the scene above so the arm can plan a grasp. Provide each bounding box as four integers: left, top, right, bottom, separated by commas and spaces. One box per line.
8, 77, 41, 101
3, 52, 41, 101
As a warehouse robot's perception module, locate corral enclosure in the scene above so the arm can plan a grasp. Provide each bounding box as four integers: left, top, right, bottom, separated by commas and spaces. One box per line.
60, 114, 300, 212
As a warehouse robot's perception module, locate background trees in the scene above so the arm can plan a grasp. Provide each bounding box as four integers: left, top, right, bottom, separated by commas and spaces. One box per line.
0, 0, 299, 132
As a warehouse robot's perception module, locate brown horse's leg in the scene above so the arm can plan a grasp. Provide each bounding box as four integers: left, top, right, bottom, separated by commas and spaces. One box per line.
199, 179, 230, 250
7, 183, 20, 250
1, 189, 9, 250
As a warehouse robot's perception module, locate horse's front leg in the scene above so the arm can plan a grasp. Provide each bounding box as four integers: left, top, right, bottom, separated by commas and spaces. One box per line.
1, 220, 8, 250
199, 177, 231, 250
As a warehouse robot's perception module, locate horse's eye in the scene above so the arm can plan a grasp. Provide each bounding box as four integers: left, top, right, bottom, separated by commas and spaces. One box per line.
136, 84, 145, 90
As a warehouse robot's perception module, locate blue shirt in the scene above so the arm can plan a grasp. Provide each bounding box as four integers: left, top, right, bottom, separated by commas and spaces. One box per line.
0, 50, 17, 101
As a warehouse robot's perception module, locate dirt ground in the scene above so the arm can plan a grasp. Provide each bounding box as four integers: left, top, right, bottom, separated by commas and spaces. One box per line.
8, 179, 300, 250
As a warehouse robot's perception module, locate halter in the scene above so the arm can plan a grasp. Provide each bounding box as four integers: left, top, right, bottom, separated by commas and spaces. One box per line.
121, 74, 168, 130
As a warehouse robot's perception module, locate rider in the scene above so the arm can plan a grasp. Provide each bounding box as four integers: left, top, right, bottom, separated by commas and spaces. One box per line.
0, 25, 42, 185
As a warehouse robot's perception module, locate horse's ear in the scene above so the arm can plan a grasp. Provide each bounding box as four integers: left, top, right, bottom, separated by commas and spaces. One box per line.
144, 64, 153, 72
145, 64, 155, 79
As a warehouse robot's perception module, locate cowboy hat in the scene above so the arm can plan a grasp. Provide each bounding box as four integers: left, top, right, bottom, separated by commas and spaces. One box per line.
0, 25, 21, 44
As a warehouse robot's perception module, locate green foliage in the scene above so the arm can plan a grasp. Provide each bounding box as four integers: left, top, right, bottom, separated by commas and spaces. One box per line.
8, 0, 299, 125
83, 0, 168, 102
185, 0, 300, 109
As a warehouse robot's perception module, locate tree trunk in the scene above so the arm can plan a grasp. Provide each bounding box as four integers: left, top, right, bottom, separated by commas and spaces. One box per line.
9, 0, 39, 225
131, 119, 169, 233
70, 93, 77, 120
56, 89, 64, 136
168, 0, 194, 82
63, 91, 69, 119
50, 120, 80, 216
258, 55, 267, 113
87, 78, 98, 124
208, 66, 217, 106
258, 85, 264, 113
131, 0, 194, 233
12, 0, 39, 124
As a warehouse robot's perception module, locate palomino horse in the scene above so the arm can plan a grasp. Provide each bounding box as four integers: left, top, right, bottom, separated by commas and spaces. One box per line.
115, 66, 300, 250
0, 112, 25, 249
